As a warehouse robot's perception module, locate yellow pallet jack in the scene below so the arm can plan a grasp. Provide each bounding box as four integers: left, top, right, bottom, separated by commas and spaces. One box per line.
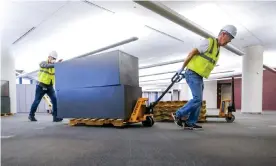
205, 77, 236, 123
69, 73, 185, 127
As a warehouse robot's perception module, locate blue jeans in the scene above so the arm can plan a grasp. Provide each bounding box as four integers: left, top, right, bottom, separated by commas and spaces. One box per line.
29, 85, 57, 117
176, 69, 204, 125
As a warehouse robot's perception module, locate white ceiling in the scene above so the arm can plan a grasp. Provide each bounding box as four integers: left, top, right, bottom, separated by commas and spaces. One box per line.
2, 0, 276, 89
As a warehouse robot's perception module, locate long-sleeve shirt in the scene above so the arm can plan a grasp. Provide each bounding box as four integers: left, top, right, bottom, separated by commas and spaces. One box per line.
39, 61, 55, 68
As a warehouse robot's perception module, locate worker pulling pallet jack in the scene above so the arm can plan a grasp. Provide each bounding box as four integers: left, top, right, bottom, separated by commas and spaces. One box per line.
144, 72, 185, 125
171, 25, 238, 130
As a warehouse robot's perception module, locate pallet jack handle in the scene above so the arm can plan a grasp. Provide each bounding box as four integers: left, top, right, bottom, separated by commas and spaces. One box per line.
147, 72, 185, 113
229, 77, 236, 111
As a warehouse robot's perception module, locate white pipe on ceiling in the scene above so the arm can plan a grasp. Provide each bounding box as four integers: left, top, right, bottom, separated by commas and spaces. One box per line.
16, 37, 139, 78
134, 1, 276, 73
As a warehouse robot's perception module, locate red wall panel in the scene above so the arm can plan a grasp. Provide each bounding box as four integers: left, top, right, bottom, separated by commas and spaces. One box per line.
262, 70, 276, 110
218, 70, 276, 110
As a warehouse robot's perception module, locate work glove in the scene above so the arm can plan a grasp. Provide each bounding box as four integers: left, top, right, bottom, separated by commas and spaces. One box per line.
176, 68, 183, 75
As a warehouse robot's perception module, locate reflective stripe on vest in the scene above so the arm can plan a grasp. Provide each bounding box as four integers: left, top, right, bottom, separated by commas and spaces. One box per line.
39, 69, 55, 75
186, 38, 220, 78
38, 65, 55, 85
198, 54, 216, 65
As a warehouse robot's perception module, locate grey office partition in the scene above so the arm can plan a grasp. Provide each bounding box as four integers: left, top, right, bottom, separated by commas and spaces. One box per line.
16, 84, 48, 113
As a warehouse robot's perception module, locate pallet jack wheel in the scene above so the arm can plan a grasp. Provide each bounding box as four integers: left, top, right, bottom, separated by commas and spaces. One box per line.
225, 114, 235, 123
142, 116, 154, 127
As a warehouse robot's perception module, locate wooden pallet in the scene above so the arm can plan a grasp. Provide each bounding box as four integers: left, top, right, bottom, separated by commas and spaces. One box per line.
155, 119, 174, 122
1, 113, 14, 117
69, 118, 128, 127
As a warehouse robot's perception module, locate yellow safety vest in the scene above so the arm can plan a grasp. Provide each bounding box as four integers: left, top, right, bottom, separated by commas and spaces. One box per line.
187, 38, 220, 78
38, 62, 55, 85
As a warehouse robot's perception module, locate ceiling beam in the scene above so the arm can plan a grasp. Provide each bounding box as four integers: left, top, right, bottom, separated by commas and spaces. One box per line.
140, 71, 175, 77
140, 69, 233, 78
16, 36, 139, 78
134, 1, 245, 55
76, 37, 138, 59
139, 59, 219, 69
134, 1, 276, 74
139, 59, 184, 69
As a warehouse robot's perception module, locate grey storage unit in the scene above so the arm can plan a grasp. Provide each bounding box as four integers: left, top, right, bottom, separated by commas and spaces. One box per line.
1, 80, 9, 97
1, 80, 10, 114
1, 97, 11, 114
55, 50, 139, 90
16, 84, 48, 113
56, 85, 142, 120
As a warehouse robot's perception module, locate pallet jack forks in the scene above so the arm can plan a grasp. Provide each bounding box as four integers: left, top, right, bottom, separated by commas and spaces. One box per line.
205, 77, 236, 123
69, 73, 185, 127
69, 98, 153, 127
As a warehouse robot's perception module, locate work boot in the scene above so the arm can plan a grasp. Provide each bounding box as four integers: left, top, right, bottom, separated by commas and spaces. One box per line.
171, 113, 183, 127
28, 115, 37, 122
53, 117, 63, 122
183, 122, 194, 130
192, 124, 203, 130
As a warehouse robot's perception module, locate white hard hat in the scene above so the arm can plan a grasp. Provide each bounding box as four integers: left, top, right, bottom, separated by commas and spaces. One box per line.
49, 51, 58, 59
221, 25, 237, 39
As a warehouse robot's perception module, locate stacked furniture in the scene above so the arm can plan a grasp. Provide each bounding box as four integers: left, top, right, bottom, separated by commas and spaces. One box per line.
55, 50, 142, 120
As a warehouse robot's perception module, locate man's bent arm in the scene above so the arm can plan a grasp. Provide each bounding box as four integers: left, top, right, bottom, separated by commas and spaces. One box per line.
40, 61, 55, 68
180, 48, 200, 71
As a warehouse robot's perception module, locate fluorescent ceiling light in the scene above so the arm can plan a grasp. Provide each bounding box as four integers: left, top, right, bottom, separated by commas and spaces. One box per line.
12, 27, 36, 45
83, 0, 115, 14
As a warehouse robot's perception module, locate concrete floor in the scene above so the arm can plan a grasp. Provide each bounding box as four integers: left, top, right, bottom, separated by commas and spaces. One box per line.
1, 111, 276, 166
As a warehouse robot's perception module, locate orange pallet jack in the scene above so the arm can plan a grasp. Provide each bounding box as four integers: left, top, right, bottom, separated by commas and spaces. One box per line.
205, 77, 236, 123
69, 73, 185, 127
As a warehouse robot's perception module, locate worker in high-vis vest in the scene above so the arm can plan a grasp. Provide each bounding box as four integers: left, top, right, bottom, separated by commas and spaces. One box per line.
172, 25, 237, 130
29, 51, 63, 122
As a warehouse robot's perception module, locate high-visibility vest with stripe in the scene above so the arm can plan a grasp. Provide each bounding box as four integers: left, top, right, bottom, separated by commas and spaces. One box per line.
187, 38, 220, 78
38, 62, 55, 85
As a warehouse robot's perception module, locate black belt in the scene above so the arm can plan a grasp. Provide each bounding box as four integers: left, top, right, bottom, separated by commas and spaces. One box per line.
38, 82, 53, 88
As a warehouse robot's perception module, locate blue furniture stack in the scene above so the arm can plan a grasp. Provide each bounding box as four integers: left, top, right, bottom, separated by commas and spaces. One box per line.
55, 50, 142, 120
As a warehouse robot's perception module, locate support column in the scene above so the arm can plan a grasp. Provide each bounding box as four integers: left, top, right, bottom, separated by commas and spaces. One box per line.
242, 45, 264, 114
1, 43, 17, 113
